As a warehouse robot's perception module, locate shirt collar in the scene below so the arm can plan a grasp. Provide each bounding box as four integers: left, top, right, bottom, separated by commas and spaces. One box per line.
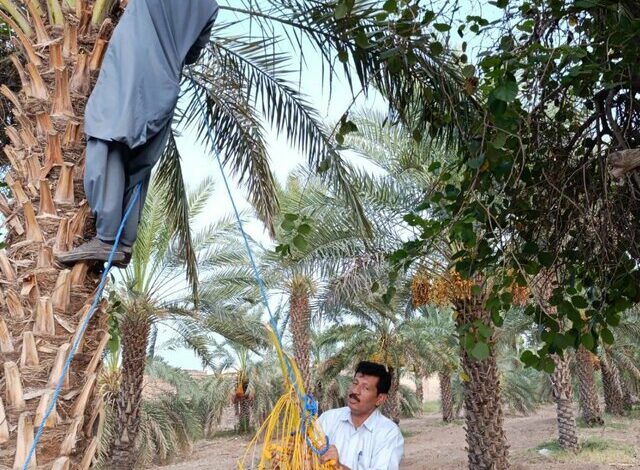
342, 407, 380, 432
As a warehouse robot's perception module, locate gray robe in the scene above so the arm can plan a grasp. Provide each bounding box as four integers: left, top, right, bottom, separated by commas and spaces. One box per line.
85, 0, 219, 148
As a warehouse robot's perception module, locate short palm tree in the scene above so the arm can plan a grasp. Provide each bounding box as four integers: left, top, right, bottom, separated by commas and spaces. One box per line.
104, 174, 277, 467
213, 340, 256, 433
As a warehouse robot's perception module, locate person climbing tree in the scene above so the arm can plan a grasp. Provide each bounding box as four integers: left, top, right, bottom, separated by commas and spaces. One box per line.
57, 0, 219, 267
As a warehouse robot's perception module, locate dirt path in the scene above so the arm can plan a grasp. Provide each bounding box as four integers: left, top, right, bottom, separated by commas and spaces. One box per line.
153, 406, 640, 469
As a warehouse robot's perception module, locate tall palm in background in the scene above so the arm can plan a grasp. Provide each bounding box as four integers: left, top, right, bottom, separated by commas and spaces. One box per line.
267, 174, 373, 391
268, 145, 434, 394
530, 273, 580, 451
575, 345, 604, 426
345, 109, 511, 466
600, 309, 640, 412
217, 341, 254, 433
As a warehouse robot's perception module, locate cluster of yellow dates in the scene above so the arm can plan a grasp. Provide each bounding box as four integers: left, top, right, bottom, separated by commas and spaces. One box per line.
263, 442, 337, 469
411, 270, 530, 308
411, 270, 474, 307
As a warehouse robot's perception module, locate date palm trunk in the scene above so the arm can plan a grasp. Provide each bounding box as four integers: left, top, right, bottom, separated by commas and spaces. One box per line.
453, 296, 509, 470
599, 350, 625, 416
551, 353, 579, 450
0, 0, 118, 467
106, 306, 151, 469
439, 368, 454, 423
575, 346, 604, 426
290, 275, 312, 392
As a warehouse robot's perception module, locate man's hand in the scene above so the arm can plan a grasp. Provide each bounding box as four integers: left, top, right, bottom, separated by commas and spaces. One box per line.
320, 445, 351, 470
320, 444, 340, 464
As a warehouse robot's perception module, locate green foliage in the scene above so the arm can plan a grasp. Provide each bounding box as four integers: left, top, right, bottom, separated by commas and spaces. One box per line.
275, 213, 315, 257
97, 358, 235, 466
383, 0, 640, 368
534, 437, 636, 463
398, 384, 421, 418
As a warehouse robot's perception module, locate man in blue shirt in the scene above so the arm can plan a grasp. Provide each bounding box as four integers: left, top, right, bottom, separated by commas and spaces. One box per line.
318, 361, 404, 470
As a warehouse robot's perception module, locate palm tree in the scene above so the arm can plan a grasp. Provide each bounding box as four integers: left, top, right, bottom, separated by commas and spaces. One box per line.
411, 365, 425, 406
404, 307, 459, 422
270, 105, 447, 390
575, 345, 604, 426
343, 111, 468, 426
261, 171, 390, 392
212, 340, 255, 433
97, 356, 215, 468
527, 273, 580, 451
0, 2, 120, 465
211, 337, 288, 433
339, 108, 508, 459
347, 107, 515, 466
599, 349, 625, 416
288, 273, 314, 391
550, 352, 580, 450
600, 309, 640, 413
451, 288, 510, 470
411, 257, 514, 469
439, 367, 455, 422
102, 178, 226, 468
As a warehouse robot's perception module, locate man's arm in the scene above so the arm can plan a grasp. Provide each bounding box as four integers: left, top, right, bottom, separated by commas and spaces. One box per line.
184, 7, 219, 65
365, 427, 404, 470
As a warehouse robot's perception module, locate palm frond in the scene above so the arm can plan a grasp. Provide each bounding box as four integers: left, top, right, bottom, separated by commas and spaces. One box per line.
183, 32, 372, 236
179, 52, 278, 234
155, 133, 199, 300
186, 175, 217, 221
136, 396, 202, 465
193, 374, 235, 437
200, 303, 270, 352
398, 384, 421, 418
220, 1, 479, 143
158, 315, 217, 370
145, 357, 198, 397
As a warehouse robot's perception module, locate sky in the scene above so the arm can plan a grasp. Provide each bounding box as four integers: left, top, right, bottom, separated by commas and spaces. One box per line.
156, 4, 388, 370
144, 0, 503, 371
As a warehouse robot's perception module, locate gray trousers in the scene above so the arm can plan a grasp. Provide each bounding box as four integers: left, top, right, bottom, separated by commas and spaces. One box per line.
84, 124, 171, 246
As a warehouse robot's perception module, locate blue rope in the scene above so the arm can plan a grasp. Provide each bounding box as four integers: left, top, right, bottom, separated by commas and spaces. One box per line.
23, 183, 143, 470
187, 69, 329, 456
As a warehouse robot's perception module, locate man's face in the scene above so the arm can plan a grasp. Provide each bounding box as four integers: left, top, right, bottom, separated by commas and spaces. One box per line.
347, 372, 387, 416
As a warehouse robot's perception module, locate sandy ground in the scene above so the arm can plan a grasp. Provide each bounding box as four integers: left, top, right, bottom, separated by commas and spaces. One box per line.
153, 405, 640, 469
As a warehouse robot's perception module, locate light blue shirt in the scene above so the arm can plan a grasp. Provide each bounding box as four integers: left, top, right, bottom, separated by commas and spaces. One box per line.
317, 407, 404, 470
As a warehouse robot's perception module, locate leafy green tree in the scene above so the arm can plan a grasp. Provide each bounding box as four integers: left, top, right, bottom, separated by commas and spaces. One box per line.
388, 0, 640, 367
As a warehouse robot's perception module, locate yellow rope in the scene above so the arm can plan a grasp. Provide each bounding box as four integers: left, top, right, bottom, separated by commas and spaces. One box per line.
238, 326, 336, 470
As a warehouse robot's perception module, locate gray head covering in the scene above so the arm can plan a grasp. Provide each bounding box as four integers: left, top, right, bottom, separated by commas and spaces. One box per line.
85, 0, 219, 148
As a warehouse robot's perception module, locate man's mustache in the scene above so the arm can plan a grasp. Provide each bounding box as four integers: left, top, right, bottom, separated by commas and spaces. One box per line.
349, 393, 360, 402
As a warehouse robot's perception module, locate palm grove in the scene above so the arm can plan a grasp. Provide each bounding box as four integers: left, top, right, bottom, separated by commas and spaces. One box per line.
0, 0, 639, 469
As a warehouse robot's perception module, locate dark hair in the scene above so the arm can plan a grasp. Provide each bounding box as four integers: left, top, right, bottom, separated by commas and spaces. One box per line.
354, 361, 392, 394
